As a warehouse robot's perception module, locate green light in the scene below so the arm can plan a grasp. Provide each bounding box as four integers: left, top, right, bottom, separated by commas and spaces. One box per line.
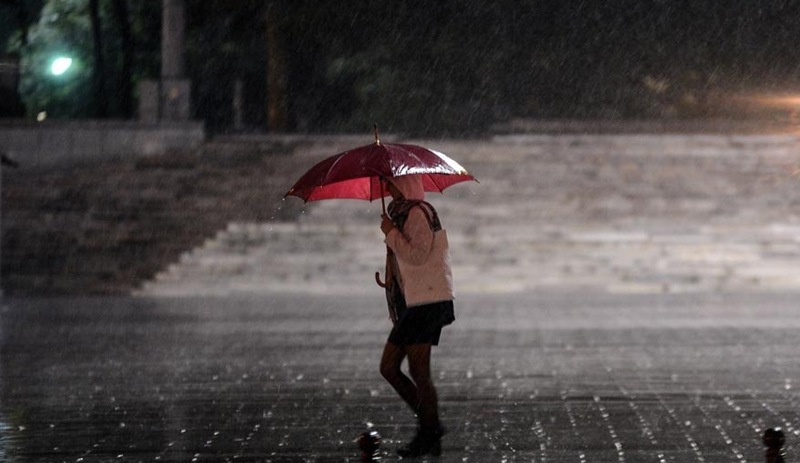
50, 57, 73, 76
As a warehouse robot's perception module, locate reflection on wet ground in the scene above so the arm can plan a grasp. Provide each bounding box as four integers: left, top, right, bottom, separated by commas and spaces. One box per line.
1, 292, 799, 461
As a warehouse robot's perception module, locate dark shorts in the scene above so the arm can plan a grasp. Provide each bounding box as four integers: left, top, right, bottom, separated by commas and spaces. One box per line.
388, 300, 455, 346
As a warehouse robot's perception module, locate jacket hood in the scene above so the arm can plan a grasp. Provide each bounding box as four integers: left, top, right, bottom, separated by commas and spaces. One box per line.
387, 175, 425, 200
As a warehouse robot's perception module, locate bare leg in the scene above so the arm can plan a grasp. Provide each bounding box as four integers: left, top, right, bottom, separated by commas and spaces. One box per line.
380, 341, 419, 412
405, 343, 440, 431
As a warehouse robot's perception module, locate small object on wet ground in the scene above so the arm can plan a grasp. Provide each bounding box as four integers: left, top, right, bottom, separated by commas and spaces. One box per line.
763, 427, 786, 463
357, 429, 381, 462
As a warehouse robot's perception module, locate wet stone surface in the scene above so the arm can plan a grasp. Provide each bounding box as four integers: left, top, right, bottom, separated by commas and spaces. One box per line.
141, 134, 800, 297
2, 291, 800, 462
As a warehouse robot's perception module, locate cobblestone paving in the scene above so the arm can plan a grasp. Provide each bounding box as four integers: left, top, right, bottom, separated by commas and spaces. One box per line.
5, 132, 800, 462
2, 292, 800, 462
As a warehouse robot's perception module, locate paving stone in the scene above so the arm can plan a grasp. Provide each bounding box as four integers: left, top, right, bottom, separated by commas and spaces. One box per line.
4, 131, 800, 460
3, 292, 800, 461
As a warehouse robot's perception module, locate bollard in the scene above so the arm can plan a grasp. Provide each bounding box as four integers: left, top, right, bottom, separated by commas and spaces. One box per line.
763, 427, 786, 463
357, 430, 381, 462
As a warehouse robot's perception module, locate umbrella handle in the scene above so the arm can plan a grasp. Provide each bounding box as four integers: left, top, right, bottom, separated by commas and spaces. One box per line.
375, 271, 387, 288
376, 243, 396, 289
380, 177, 386, 216
377, 177, 392, 289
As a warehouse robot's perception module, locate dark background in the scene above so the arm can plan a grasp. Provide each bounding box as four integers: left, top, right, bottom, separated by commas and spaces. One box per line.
3, 0, 800, 135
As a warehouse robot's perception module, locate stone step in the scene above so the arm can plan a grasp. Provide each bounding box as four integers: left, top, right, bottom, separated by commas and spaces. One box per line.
137, 135, 800, 297
138, 218, 800, 296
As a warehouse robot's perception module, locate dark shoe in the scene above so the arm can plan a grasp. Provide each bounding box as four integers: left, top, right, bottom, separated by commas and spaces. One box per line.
397, 427, 444, 458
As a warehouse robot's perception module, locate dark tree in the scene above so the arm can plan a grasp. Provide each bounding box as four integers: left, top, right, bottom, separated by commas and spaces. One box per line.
0, 0, 45, 47
12, 1, 800, 129
88, 0, 108, 117
110, 0, 134, 118
265, 1, 288, 131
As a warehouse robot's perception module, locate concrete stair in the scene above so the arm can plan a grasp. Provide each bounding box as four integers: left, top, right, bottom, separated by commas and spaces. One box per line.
1, 139, 308, 295
139, 134, 800, 296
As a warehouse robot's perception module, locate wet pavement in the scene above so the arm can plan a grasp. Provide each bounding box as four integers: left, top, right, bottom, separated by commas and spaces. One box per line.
4, 132, 800, 462
2, 291, 800, 462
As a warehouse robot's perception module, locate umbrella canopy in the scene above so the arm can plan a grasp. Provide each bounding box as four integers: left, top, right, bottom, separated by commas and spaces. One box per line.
286, 140, 476, 203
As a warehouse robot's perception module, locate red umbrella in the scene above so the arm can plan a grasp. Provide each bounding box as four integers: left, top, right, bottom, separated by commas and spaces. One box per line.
285, 127, 477, 208
285, 126, 476, 300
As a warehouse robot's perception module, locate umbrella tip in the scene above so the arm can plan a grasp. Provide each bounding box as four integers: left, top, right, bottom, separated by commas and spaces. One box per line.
373, 123, 380, 145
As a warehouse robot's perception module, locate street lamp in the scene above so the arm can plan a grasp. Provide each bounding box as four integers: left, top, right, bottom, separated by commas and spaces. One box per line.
49, 56, 73, 76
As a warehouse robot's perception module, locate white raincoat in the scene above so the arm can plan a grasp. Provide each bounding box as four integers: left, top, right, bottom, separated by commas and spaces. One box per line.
384, 175, 455, 307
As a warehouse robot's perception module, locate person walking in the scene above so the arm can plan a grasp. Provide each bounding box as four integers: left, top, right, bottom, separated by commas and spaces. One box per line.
378, 175, 455, 457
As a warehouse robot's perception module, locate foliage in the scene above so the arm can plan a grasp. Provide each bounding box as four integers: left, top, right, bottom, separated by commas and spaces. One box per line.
7, 0, 800, 131
184, 0, 268, 130
14, 0, 94, 118
9, 0, 155, 119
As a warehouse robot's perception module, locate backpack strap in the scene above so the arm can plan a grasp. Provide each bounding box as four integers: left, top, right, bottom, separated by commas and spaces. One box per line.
388, 199, 442, 232
412, 201, 442, 232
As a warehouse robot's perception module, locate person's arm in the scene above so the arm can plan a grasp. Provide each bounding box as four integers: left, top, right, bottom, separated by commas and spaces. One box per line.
383, 207, 433, 265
